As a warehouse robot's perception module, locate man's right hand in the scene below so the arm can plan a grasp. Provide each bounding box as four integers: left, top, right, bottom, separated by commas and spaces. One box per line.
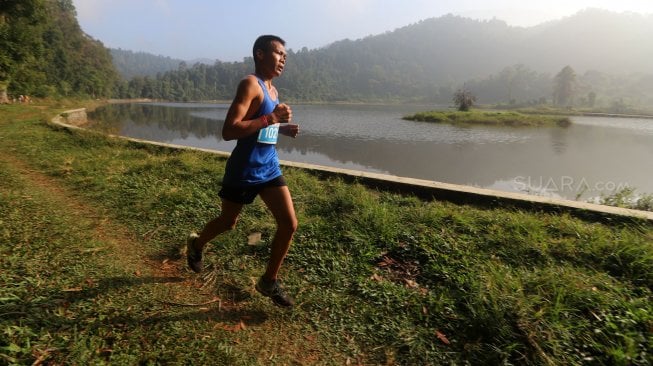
271, 103, 292, 124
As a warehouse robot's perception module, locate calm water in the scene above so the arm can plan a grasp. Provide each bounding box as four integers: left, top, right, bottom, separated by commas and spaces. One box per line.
87, 102, 653, 200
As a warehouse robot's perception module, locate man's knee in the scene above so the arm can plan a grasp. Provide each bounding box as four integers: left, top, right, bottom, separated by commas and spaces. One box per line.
279, 217, 298, 235
290, 217, 298, 233
221, 215, 239, 230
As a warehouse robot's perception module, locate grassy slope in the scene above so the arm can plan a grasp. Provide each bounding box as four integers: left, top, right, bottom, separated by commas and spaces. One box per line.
1, 102, 651, 365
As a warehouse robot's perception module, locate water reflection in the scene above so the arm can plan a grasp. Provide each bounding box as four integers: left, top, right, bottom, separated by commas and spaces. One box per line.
548, 127, 568, 155
89, 103, 227, 142
87, 103, 653, 200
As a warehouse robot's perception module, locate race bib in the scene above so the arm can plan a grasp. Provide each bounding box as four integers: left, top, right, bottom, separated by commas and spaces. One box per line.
257, 124, 279, 144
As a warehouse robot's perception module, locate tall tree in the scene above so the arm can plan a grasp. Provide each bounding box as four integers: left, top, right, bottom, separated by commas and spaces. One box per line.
553, 65, 577, 107
453, 87, 476, 111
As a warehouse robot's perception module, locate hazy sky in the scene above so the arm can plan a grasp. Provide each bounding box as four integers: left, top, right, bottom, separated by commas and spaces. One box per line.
72, 0, 653, 62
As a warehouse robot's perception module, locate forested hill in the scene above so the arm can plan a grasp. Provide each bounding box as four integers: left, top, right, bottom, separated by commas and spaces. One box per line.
2, 3, 651, 107
110, 49, 186, 79
283, 8, 653, 103
120, 9, 653, 106
335, 8, 653, 84
0, 0, 119, 99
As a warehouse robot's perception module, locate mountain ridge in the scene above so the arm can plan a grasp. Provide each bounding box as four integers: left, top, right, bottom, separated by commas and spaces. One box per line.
115, 9, 653, 106
114, 8, 653, 80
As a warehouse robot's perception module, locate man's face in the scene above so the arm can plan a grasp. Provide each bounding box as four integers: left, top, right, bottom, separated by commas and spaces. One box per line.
259, 40, 287, 77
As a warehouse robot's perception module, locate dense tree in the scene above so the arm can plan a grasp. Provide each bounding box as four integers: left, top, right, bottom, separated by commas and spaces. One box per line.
0, 0, 47, 96
0, 0, 119, 98
464, 64, 552, 106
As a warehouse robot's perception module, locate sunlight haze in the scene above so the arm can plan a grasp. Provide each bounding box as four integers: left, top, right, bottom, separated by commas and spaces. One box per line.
72, 0, 653, 61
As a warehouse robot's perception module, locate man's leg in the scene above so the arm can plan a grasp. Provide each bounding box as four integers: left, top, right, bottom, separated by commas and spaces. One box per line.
187, 198, 243, 272
255, 185, 298, 307
195, 198, 244, 250
258, 185, 298, 280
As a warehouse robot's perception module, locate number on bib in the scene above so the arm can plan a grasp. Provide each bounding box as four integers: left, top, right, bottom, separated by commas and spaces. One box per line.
257, 124, 279, 144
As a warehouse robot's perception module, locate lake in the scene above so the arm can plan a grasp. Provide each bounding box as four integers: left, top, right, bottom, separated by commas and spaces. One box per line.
87, 102, 653, 201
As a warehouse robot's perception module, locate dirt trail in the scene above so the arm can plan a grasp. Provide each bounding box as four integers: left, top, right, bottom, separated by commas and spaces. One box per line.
0, 153, 187, 280
0, 152, 264, 315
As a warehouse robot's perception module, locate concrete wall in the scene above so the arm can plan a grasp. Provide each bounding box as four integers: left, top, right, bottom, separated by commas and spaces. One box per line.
57, 108, 88, 127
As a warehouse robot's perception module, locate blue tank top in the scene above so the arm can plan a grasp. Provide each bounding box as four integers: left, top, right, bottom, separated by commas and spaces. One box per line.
222, 75, 282, 186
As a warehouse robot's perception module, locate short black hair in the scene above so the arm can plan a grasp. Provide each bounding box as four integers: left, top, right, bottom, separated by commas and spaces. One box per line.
252, 35, 285, 62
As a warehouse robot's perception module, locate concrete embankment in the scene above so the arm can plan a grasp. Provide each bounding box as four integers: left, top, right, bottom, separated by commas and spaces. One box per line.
52, 108, 653, 224
56, 108, 88, 127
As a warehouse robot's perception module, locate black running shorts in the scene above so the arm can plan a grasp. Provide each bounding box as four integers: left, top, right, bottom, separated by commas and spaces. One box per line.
218, 175, 287, 204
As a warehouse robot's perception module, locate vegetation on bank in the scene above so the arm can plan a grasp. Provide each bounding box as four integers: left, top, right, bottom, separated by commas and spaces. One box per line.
403, 110, 572, 127
598, 187, 653, 212
1, 102, 652, 365
0, 0, 118, 99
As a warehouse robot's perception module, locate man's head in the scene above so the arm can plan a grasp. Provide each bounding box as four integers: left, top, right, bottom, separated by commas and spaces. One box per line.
253, 35, 287, 78
253, 35, 286, 66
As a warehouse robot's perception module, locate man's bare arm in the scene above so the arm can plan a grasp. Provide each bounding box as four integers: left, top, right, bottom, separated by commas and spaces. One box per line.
222, 76, 265, 141
222, 76, 294, 141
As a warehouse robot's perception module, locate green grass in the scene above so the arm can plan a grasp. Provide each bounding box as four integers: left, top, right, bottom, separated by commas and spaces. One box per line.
404, 110, 571, 127
1, 101, 652, 365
